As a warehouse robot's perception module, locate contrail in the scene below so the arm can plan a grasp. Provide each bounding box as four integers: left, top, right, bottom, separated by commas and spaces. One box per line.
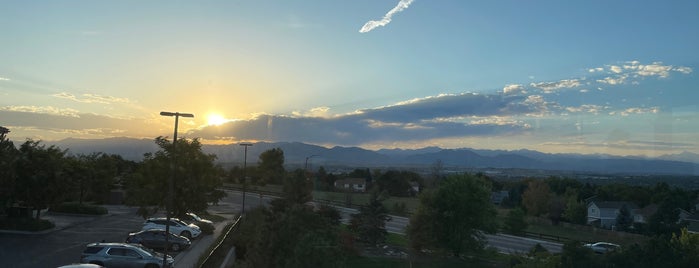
359, 0, 415, 33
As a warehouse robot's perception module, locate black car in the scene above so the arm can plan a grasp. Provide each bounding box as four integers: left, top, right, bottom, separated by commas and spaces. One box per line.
126, 229, 191, 252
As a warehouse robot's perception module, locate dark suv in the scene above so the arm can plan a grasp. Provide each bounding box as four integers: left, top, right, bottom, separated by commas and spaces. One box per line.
126, 229, 191, 252
80, 242, 174, 268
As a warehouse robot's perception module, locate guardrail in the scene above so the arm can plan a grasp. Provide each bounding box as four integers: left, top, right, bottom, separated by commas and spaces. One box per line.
198, 215, 243, 268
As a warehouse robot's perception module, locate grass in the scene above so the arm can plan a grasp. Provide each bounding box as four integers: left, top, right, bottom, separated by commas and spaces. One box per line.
524, 218, 648, 246
346, 252, 508, 268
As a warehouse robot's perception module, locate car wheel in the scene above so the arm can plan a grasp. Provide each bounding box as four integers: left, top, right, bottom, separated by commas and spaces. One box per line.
171, 243, 181, 251
181, 231, 192, 239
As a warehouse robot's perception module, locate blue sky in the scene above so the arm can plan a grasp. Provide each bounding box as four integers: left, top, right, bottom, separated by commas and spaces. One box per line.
1, 0, 698, 157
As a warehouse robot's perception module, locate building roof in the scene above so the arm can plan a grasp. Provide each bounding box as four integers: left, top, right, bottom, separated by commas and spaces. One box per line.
589, 201, 638, 210
334, 178, 366, 185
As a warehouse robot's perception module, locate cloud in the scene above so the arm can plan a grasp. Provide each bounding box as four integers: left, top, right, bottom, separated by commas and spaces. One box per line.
529, 79, 581, 93
359, 0, 414, 33
52, 92, 131, 104
189, 92, 543, 145
502, 84, 526, 95
565, 104, 607, 114
1, 105, 81, 117
588, 67, 604, 73
609, 65, 623, 73
0, 77, 9, 81
597, 75, 627, 85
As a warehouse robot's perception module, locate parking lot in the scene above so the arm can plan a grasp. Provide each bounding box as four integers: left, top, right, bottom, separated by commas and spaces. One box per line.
0, 199, 239, 268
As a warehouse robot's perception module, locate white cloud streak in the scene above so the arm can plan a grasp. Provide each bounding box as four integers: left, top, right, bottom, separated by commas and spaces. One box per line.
52, 92, 131, 104
359, 0, 414, 33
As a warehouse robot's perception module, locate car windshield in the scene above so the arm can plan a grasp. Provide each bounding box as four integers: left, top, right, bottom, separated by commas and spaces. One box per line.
188, 213, 202, 221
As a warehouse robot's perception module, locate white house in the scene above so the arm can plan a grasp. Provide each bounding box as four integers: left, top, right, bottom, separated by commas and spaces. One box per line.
333, 178, 367, 192
587, 201, 638, 229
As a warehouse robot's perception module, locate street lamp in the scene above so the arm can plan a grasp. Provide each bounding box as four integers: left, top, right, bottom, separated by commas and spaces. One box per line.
239, 142, 253, 214
160, 111, 193, 268
305, 155, 319, 191
305, 155, 319, 172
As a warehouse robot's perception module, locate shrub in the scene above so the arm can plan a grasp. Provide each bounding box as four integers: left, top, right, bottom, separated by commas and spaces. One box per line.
50, 202, 108, 215
0, 217, 55, 231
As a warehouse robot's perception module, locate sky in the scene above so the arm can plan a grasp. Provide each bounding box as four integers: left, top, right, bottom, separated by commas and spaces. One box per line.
1, 0, 698, 157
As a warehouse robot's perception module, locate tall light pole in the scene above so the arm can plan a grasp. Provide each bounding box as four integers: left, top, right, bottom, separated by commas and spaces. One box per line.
239, 142, 253, 214
305, 155, 319, 172
160, 111, 193, 268
305, 155, 319, 191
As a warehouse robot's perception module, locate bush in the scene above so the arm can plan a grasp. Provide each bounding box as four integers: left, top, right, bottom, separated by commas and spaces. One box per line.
199, 222, 215, 235
50, 202, 108, 215
0, 217, 55, 231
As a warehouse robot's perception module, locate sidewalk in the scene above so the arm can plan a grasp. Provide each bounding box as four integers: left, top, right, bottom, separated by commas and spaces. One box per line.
173, 215, 235, 268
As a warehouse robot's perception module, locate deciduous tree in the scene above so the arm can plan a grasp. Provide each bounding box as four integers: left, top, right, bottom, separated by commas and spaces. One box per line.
522, 180, 551, 216
407, 173, 497, 256
349, 189, 391, 246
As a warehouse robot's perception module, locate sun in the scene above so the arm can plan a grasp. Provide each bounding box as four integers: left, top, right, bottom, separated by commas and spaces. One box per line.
206, 114, 228, 126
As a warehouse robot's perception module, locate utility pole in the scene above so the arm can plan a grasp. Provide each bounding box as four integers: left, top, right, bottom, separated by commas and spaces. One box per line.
239, 142, 253, 214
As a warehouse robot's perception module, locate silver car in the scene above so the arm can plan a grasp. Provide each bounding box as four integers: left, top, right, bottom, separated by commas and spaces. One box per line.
584, 242, 620, 254
80, 242, 174, 268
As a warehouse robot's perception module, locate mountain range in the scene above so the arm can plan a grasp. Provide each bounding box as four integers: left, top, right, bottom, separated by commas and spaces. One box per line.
48, 137, 699, 176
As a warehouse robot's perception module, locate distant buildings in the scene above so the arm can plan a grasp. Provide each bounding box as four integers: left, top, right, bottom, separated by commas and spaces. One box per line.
333, 178, 367, 192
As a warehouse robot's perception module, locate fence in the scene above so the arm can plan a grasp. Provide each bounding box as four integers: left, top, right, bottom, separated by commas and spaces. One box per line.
198, 215, 243, 268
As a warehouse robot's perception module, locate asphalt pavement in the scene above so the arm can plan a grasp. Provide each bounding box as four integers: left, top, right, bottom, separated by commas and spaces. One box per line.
0, 203, 239, 268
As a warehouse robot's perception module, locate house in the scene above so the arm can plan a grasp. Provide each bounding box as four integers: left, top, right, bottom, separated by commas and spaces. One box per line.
409, 181, 420, 195
633, 204, 658, 224
333, 178, 367, 192
491, 191, 509, 205
587, 201, 638, 229
685, 213, 699, 234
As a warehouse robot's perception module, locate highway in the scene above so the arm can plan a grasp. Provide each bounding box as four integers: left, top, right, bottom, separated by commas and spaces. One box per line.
224, 189, 563, 254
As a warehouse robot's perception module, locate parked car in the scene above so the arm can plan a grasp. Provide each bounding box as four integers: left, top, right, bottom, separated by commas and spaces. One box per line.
584, 242, 620, 254
180, 212, 215, 234
80, 242, 174, 268
126, 229, 191, 252
58, 264, 105, 268
142, 217, 202, 239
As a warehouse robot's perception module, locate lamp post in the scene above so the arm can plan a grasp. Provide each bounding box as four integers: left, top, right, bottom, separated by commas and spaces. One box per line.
239, 142, 253, 214
305, 155, 319, 172
160, 111, 193, 268
305, 155, 319, 191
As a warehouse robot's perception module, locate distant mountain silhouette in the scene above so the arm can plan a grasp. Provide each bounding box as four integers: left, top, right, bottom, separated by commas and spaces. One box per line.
46, 138, 699, 175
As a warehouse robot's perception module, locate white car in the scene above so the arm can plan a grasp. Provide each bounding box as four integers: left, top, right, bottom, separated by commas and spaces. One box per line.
584, 242, 620, 254
142, 217, 202, 239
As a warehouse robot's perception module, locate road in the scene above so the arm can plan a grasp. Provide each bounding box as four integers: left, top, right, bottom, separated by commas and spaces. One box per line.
225, 189, 563, 254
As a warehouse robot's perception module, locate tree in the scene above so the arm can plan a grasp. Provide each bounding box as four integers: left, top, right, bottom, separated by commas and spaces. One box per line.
563, 197, 587, 225
14, 140, 69, 219
616, 205, 633, 231
349, 189, 391, 246
375, 170, 422, 197
236, 171, 348, 268
407, 173, 497, 256
504, 207, 528, 235
559, 240, 599, 268
258, 148, 285, 184
126, 137, 224, 217
522, 180, 551, 216
0, 136, 18, 213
